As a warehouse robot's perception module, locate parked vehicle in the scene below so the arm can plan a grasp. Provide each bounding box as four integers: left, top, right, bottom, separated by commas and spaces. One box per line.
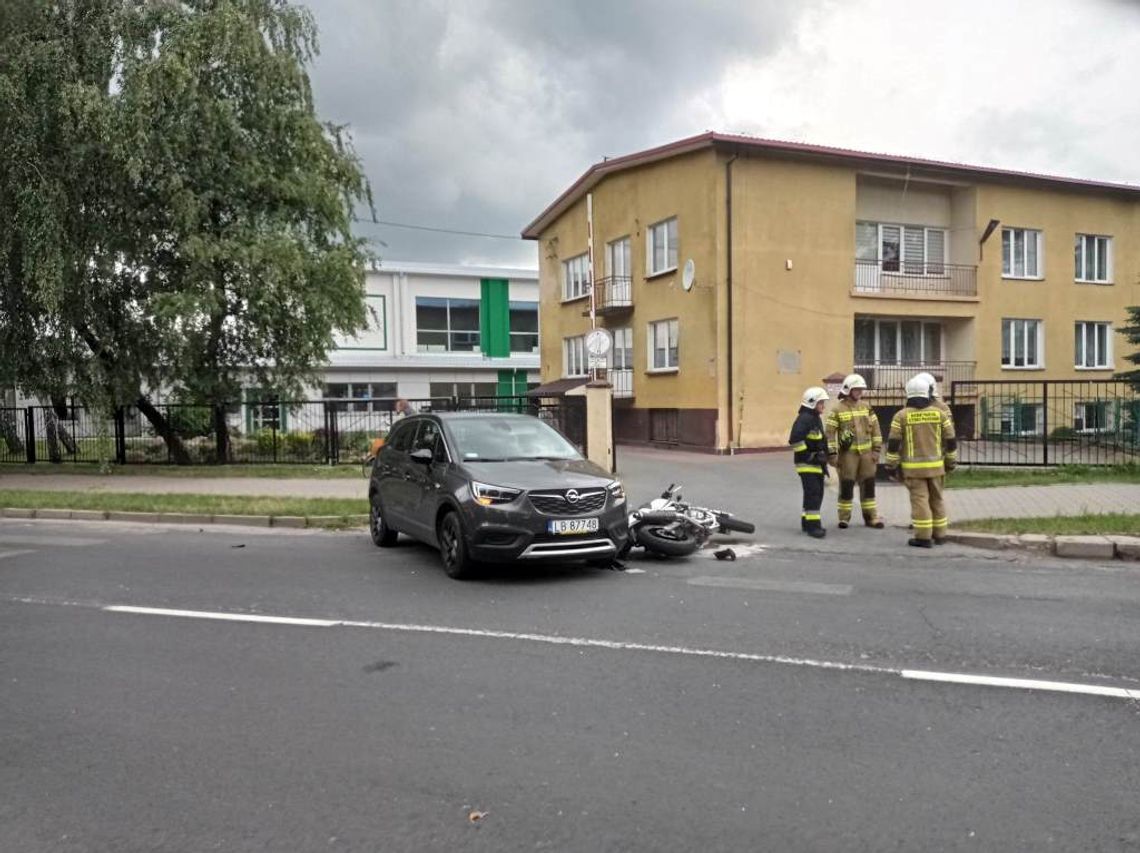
368, 413, 630, 579
627, 484, 756, 558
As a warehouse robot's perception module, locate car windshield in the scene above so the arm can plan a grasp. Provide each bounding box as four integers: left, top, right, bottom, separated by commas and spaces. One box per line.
447, 417, 580, 462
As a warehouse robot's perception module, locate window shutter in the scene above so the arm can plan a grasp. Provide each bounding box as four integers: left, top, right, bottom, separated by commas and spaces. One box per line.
903, 227, 924, 274
925, 229, 945, 274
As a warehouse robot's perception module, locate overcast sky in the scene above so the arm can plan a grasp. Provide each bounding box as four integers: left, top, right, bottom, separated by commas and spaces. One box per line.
304, 0, 1140, 269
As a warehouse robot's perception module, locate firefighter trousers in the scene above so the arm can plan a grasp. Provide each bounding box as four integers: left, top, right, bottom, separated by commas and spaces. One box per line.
799, 472, 824, 532
837, 452, 880, 524
904, 475, 947, 541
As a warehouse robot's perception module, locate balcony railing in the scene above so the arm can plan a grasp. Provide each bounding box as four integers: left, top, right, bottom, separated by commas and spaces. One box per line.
854, 259, 977, 298
582, 275, 633, 317
854, 361, 976, 395
610, 367, 633, 399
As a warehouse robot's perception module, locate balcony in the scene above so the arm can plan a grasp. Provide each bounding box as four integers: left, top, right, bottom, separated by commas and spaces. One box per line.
581, 276, 633, 318
854, 361, 976, 396
610, 367, 633, 399
854, 259, 977, 299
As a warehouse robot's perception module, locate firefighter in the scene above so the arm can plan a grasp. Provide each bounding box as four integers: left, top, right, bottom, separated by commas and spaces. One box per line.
789, 386, 830, 539
885, 376, 958, 548
914, 371, 952, 419
825, 373, 884, 529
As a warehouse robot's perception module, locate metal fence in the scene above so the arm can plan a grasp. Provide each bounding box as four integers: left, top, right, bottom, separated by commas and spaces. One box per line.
0, 395, 587, 466
853, 259, 977, 297
948, 380, 1140, 466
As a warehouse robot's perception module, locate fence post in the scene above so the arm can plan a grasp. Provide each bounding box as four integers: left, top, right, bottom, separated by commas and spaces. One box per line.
325, 404, 339, 465
214, 405, 227, 464
1041, 382, 1049, 467
114, 407, 127, 465
24, 407, 36, 464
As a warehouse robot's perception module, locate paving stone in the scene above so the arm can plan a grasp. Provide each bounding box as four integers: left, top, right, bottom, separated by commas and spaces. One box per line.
1106, 536, 1140, 561
1, 507, 36, 518
943, 531, 1012, 550
1054, 535, 1115, 560
107, 511, 161, 523
271, 516, 307, 529
213, 514, 272, 528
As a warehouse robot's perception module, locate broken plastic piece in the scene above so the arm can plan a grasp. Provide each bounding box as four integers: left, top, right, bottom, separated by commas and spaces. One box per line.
714, 548, 737, 561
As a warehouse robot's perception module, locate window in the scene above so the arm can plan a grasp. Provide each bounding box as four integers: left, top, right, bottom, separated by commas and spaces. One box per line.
647, 217, 678, 275
563, 254, 590, 300
607, 237, 632, 303
648, 319, 679, 371
412, 419, 441, 454
856, 221, 947, 274
610, 327, 633, 370
563, 335, 587, 377
1075, 322, 1111, 369
999, 403, 1043, 437
1001, 319, 1043, 369
416, 297, 480, 352
1074, 402, 1114, 433
323, 382, 398, 412
387, 420, 416, 452
429, 382, 497, 400
509, 301, 539, 353
1074, 234, 1111, 283
1001, 228, 1042, 278
853, 318, 942, 364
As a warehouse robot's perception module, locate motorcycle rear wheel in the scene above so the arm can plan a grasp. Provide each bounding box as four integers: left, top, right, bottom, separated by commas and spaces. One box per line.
716, 514, 756, 535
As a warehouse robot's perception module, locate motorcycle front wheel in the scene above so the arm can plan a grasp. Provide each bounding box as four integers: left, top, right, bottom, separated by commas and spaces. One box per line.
716, 514, 756, 535
637, 525, 703, 557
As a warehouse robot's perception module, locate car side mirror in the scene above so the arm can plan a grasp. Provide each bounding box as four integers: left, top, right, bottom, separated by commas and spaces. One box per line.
409, 448, 433, 465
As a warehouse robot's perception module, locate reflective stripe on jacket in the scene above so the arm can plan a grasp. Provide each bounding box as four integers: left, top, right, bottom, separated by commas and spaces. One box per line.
824, 398, 882, 456
789, 407, 828, 475
885, 400, 957, 478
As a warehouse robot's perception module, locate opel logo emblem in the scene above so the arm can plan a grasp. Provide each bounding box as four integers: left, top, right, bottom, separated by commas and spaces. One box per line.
565, 489, 580, 504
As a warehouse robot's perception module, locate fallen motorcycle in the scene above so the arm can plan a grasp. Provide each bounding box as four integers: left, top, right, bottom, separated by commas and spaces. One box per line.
626, 484, 756, 558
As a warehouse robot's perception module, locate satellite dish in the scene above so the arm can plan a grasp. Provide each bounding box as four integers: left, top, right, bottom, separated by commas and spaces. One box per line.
681, 259, 696, 292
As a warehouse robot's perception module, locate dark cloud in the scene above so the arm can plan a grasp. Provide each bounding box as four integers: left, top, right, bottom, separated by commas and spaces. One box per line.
302, 0, 807, 265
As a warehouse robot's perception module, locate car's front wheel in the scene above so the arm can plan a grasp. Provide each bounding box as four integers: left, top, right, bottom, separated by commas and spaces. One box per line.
437, 510, 476, 580
369, 493, 398, 547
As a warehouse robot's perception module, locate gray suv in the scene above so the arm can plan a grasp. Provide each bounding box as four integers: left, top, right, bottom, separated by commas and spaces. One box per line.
368, 413, 630, 579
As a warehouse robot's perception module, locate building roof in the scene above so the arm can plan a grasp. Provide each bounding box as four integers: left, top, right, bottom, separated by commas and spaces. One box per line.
368, 259, 537, 280
521, 131, 1140, 239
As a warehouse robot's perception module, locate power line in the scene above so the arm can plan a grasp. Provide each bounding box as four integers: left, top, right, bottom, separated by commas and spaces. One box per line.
358, 218, 523, 241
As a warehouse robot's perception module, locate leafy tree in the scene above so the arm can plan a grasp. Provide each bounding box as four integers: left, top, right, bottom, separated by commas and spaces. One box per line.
0, 0, 372, 462
1117, 306, 1140, 390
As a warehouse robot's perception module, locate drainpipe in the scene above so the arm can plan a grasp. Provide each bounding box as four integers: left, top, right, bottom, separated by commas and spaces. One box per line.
725, 152, 738, 452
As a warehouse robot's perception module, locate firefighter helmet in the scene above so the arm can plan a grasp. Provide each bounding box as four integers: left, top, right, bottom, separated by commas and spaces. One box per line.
841, 373, 868, 395
801, 386, 830, 408
905, 375, 931, 399
914, 371, 938, 398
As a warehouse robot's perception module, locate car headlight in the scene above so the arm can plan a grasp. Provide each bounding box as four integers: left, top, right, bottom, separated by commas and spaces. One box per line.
608, 480, 626, 506
471, 481, 522, 507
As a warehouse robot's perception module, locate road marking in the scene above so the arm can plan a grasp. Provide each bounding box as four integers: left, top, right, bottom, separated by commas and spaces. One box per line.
901, 670, 1140, 701
104, 605, 339, 628
8, 596, 1140, 702
687, 575, 852, 595
0, 550, 36, 560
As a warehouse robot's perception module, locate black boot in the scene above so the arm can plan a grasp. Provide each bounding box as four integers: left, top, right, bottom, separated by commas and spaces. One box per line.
908, 538, 933, 549
808, 527, 827, 539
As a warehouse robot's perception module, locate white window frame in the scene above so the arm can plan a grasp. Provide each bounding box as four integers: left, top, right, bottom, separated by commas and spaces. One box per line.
646, 217, 678, 277
853, 318, 943, 365
606, 236, 632, 304
563, 335, 587, 378
1001, 228, 1043, 279
1001, 318, 1044, 370
609, 327, 633, 370
1074, 234, 1112, 284
1074, 401, 1115, 434
998, 402, 1044, 437
856, 221, 948, 276
1074, 321, 1112, 370
562, 254, 590, 302
647, 318, 679, 372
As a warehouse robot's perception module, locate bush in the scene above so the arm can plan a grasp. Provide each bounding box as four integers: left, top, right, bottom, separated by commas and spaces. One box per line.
167, 405, 214, 439
1049, 426, 1077, 442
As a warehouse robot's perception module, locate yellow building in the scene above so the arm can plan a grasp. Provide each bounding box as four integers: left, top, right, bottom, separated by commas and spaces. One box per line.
522, 133, 1140, 452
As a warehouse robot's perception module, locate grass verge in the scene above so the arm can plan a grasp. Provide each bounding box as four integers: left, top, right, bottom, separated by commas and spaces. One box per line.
958, 513, 1140, 536
0, 463, 365, 479
947, 465, 1140, 489
0, 489, 367, 528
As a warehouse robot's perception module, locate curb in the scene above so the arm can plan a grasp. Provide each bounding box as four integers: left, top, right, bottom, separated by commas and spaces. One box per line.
0, 507, 367, 530
943, 530, 1140, 562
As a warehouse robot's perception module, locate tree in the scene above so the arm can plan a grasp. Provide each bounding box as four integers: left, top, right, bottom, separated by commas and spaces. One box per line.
0, 0, 372, 463
1117, 305, 1140, 390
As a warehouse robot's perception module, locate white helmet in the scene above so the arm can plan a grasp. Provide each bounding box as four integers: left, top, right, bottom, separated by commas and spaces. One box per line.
801, 386, 830, 408
905, 375, 931, 400
914, 371, 938, 398
840, 373, 868, 396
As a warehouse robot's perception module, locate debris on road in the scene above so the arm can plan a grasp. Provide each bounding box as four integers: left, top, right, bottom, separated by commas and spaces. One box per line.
714, 547, 737, 561
468, 810, 488, 824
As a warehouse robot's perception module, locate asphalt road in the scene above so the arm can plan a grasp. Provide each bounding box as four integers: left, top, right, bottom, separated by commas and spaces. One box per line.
2, 518, 1139, 852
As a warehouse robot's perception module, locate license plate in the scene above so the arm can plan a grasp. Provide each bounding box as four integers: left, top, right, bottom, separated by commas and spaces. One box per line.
548, 518, 600, 536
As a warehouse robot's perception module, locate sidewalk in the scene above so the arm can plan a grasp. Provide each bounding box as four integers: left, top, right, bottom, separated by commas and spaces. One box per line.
3, 450, 1137, 531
